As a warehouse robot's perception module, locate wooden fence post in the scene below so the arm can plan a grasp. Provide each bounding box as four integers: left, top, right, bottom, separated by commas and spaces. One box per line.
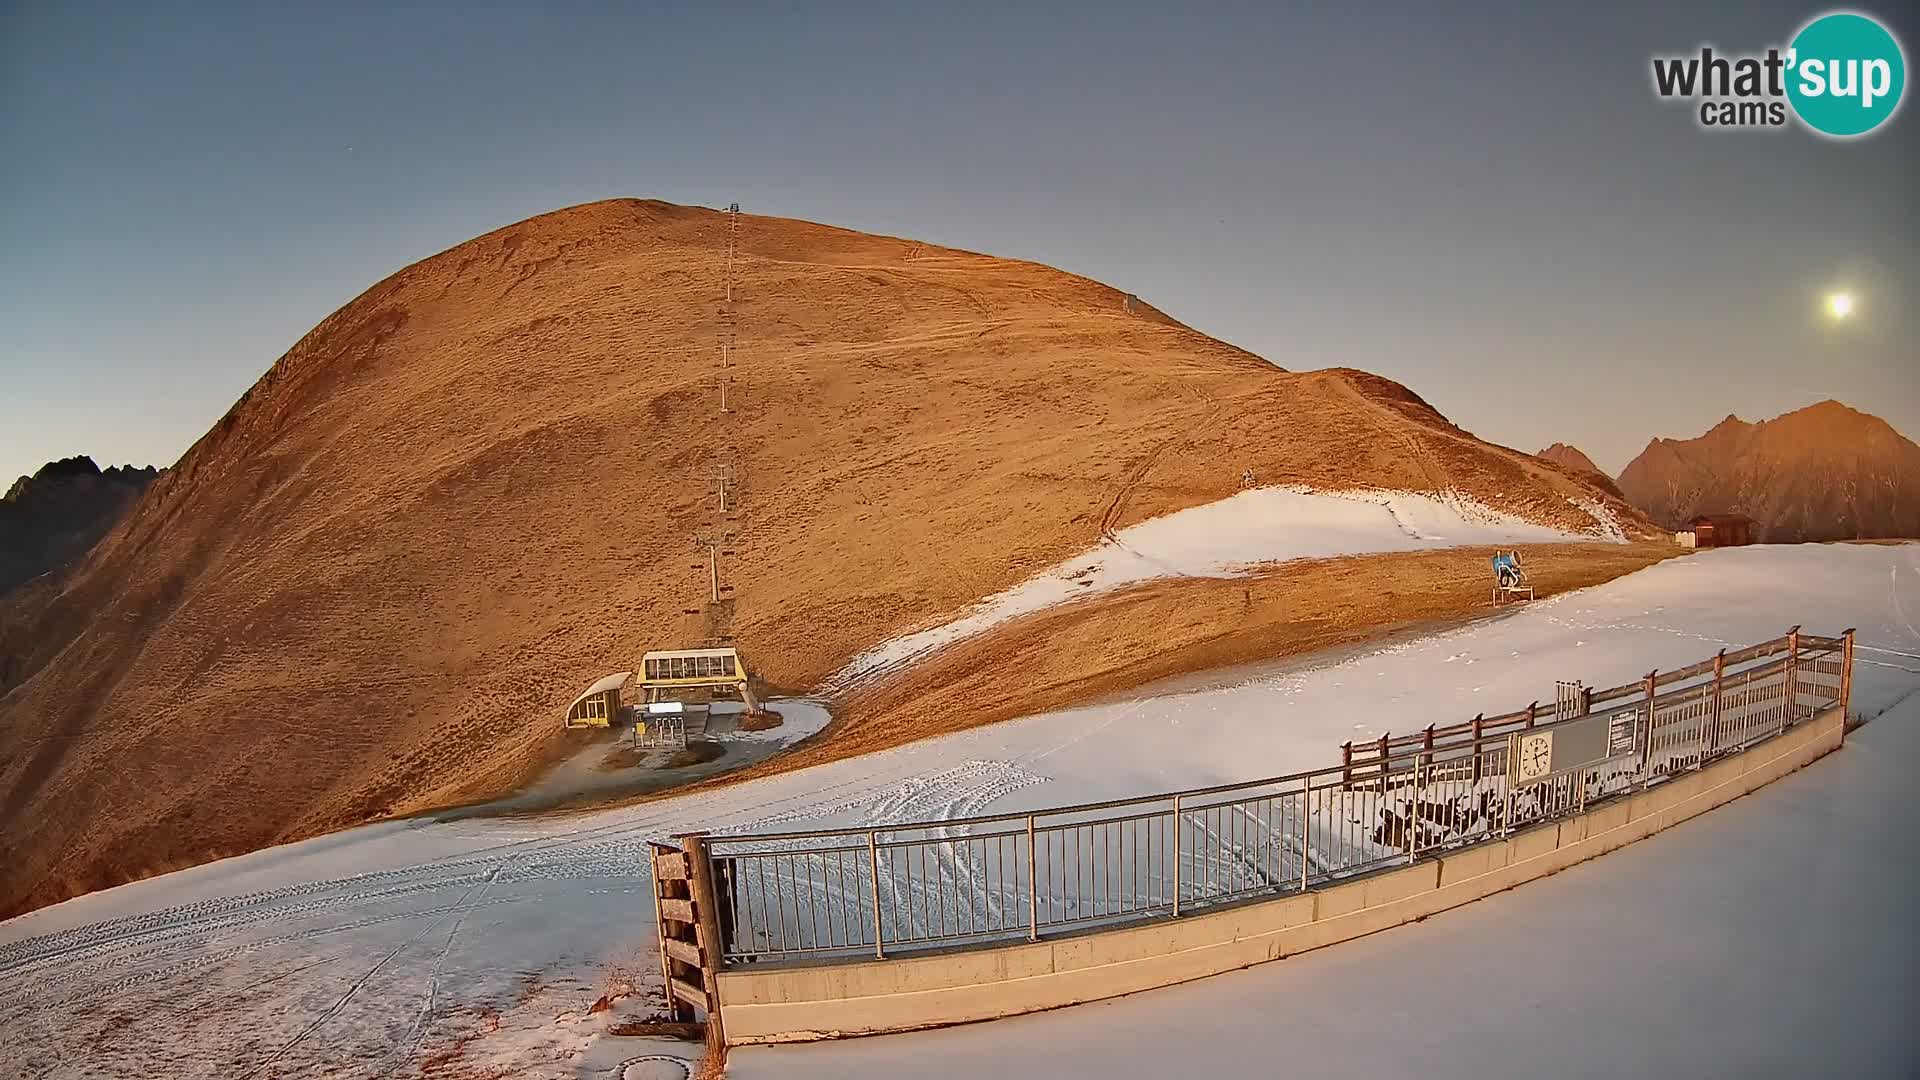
1171, 794, 1183, 916
1341, 741, 1353, 790
680, 832, 728, 1056
1707, 649, 1725, 760
1470, 714, 1485, 784
1783, 625, 1801, 732
1413, 725, 1435, 858
1840, 627, 1856, 721
1025, 816, 1039, 942
1526, 702, 1538, 729
648, 841, 694, 1025
1641, 670, 1658, 781
868, 830, 886, 959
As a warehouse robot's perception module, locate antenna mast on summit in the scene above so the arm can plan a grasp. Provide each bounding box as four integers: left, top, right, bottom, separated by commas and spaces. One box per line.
717, 203, 740, 415
725, 202, 739, 303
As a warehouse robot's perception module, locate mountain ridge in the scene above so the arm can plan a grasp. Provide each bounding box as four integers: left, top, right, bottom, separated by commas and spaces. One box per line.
0, 198, 1652, 917
0, 455, 160, 597
1617, 399, 1920, 541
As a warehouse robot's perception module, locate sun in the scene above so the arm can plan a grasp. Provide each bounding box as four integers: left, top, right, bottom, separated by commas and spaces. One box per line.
1826, 291, 1855, 320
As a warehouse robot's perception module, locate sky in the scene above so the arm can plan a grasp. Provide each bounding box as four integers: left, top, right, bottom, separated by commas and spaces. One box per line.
2, 1, 1915, 484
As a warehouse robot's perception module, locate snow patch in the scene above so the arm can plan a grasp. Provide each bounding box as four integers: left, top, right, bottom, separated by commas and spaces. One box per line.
834, 485, 1621, 687
1572, 496, 1630, 543
709, 698, 832, 745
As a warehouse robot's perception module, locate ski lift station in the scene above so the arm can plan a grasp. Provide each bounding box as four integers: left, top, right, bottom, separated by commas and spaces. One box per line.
560, 648, 759, 731
641, 647, 759, 712
563, 670, 633, 728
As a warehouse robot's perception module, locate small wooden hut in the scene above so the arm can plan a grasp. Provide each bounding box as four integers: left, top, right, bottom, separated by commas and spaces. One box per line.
1685, 514, 1756, 549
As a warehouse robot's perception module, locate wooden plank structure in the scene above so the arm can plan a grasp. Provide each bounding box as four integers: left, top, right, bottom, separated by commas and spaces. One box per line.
650, 836, 728, 1059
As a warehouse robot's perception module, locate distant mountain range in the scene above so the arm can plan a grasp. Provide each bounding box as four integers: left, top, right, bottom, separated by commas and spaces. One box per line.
1616, 400, 1920, 542
0, 456, 159, 596
1536, 443, 1603, 476
1534, 442, 1628, 500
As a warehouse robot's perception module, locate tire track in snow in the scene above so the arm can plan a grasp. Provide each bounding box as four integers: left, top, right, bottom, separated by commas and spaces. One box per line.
241, 864, 504, 1078
1, 756, 926, 1026
1889, 552, 1920, 644
38, 954, 345, 1080
378, 855, 517, 1079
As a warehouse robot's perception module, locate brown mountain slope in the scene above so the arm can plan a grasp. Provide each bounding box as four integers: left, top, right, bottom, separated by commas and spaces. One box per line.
1617, 401, 1920, 541
0, 199, 1648, 916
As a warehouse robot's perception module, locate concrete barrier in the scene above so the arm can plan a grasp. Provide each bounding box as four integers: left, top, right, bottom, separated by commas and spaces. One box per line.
717, 704, 1845, 1045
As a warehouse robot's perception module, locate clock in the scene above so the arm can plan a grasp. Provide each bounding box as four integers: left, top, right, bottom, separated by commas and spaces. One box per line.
1515, 731, 1554, 782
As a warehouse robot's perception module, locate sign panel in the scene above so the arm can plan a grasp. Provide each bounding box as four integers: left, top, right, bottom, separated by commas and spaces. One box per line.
1607, 708, 1639, 756
1509, 712, 1625, 786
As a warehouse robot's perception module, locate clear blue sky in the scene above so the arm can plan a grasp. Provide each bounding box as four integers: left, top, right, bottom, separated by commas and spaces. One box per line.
3, 2, 1914, 483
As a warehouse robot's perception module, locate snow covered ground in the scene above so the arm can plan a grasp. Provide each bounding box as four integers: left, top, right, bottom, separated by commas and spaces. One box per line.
832, 486, 1624, 685
1, 543, 1914, 1079
733, 692, 1920, 1080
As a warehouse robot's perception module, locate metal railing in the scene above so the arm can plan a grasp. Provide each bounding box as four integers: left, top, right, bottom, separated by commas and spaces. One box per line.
662, 629, 1854, 967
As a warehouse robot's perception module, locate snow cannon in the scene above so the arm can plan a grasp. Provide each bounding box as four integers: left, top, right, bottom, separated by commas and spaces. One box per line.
1492, 550, 1534, 606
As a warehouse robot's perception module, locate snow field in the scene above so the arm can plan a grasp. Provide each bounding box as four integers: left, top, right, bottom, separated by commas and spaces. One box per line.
834, 485, 1628, 686
0, 542, 1913, 1078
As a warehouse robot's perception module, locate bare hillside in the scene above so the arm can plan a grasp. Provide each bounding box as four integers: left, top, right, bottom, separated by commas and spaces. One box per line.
0, 199, 1647, 916
1617, 401, 1920, 541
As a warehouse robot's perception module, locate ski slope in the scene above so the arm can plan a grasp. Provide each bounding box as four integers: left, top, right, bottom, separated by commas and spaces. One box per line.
832, 485, 1625, 686
1, 542, 1914, 1079
733, 692, 1920, 1080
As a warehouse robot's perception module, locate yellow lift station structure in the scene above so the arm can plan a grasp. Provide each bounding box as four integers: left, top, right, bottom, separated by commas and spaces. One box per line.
563, 670, 633, 729
640, 647, 760, 712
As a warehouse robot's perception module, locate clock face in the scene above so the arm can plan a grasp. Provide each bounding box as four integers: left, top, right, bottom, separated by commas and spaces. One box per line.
1516, 732, 1554, 781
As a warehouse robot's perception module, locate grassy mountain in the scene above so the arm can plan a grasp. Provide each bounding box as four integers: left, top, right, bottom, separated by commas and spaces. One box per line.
0, 199, 1646, 916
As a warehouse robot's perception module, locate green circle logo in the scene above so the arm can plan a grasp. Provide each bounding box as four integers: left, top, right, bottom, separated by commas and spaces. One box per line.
1787, 12, 1907, 137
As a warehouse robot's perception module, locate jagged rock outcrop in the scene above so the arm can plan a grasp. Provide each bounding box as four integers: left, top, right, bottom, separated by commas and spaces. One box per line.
0, 456, 159, 595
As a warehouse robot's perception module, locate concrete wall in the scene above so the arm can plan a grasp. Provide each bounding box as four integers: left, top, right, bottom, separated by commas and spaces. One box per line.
718, 706, 1845, 1045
